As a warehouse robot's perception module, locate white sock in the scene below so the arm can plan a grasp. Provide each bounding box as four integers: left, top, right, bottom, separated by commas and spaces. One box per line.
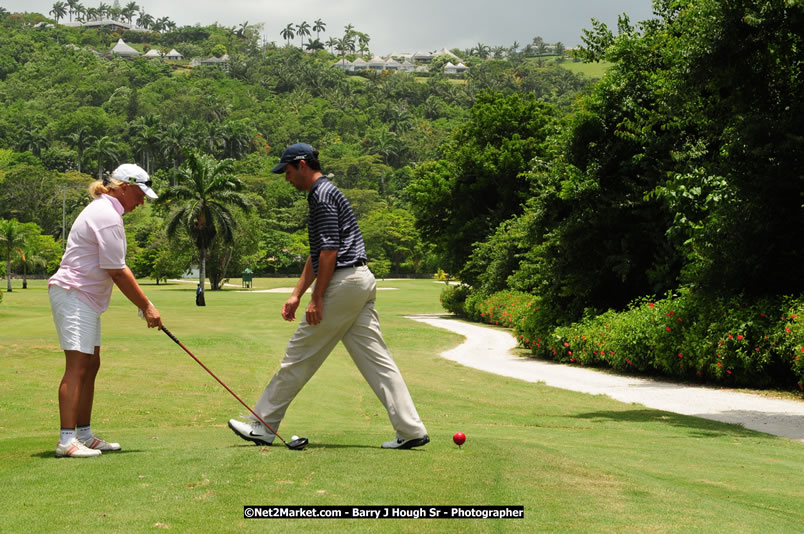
76, 425, 92, 441
60, 428, 76, 444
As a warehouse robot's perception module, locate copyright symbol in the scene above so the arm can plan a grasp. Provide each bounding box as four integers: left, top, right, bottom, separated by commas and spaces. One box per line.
244, 507, 255, 518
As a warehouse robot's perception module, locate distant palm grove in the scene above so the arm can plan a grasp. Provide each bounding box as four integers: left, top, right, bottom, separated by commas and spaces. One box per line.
0, 1, 802, 390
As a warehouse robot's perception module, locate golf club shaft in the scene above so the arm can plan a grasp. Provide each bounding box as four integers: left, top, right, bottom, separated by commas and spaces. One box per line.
161, 326, 289, 445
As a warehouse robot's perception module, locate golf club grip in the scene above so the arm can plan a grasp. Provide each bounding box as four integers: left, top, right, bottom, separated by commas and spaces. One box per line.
161, 326, 181, 345
160, 326, 287, 444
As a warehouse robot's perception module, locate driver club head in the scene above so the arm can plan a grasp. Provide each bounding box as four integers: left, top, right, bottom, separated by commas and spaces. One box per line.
286, 437, 309, 450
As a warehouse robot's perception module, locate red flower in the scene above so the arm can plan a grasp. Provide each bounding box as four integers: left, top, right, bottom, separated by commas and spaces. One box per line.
726, 370, 732, 375
666, 327, 671, 332
678, 353, 683, 359
737, 334, 743, 340
563, 342, 570, 347
728, 334, 733, 339
717, 362, 722, 367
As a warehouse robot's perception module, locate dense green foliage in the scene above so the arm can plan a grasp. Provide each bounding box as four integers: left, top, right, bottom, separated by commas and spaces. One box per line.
435, 0, 804, 390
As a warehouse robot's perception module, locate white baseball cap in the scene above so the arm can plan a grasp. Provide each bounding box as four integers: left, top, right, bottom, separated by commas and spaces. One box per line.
111, 163, 158, 199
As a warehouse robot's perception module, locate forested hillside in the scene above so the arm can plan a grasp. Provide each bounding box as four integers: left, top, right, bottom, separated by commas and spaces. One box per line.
0, 7, 589, 285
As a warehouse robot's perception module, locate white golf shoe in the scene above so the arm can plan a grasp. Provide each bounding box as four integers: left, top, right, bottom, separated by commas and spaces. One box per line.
228, 419, 274, 446
80, 435, 121, 451
55, 438, 102, 458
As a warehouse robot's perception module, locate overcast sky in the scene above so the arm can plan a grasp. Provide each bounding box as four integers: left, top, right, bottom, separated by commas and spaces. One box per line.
3, 0, 656, 54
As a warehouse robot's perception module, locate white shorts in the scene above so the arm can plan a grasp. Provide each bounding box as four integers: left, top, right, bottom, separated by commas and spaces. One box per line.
49, 285, 101, 354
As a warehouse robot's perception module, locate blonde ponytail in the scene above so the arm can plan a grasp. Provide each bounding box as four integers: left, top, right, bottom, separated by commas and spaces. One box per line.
88, 178, 125, 199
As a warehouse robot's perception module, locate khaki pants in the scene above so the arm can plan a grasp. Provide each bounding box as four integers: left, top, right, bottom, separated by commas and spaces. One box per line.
252, 266, 427, 441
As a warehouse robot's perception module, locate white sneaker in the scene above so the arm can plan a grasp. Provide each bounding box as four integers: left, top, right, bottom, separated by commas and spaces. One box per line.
55, 438, 102, 458
228, 419, 274, 446
381, 434, 430, 449
80, 435, 121, 451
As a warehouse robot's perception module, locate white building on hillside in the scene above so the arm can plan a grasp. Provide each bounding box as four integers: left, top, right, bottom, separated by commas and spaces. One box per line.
368, 56, 386, 71
108, 38, 140, 57
333, 58, 353, 71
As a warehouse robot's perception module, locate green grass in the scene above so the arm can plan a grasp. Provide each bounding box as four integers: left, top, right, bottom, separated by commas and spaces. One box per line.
528, 55, 613, 79
1, 279, 803, 532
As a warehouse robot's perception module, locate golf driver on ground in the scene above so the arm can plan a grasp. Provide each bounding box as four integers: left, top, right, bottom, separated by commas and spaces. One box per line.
160, 326, 308, 451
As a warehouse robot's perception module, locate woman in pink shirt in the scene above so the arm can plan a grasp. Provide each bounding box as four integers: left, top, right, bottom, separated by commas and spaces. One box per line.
49, 163, 163, 458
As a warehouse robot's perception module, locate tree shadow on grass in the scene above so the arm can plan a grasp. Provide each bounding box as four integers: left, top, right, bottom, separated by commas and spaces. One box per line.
571, 409, 763, 439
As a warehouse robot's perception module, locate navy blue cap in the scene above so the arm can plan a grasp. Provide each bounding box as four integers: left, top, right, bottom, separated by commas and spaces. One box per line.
271, 143, 317, 173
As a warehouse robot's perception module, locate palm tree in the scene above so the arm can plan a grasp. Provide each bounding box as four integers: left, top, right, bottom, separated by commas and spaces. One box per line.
474, 42, 490, 59
313, 18, 326, 40
154, 16, 171, 32
280, 23, 295, 47
137, 11, 153, 29
65, 127, 95, 173
0, 7, 10, 20
159, 150, 251, 305
305, 39, 325, 52
18, 126, 48, 157
86, 135, 121, 180
296, 21, 311, 49
325, 37, 338, 55
356, 31, 370, 55
0, 218, 26, 293
50, 2, 68, 23
123, 2, 138, 24
15, 239, 47, 290
236, 21, 250, 38
220, 120, 254, 159
129, 115, 160, 172
161, 122, 192, 178
65, 0, 81, 22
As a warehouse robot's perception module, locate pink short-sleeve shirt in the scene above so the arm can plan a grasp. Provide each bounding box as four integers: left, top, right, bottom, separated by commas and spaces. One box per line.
49, 194, 127, 313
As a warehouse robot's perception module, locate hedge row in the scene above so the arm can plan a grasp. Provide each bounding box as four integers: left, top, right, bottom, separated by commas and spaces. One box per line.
440, 286, 804, 391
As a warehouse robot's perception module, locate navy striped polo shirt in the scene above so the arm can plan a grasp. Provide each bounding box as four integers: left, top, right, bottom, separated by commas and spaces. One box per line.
307, 177, 367, 274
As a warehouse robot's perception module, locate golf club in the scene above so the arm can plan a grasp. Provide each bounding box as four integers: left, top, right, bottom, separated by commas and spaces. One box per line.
160, 326, 308, 451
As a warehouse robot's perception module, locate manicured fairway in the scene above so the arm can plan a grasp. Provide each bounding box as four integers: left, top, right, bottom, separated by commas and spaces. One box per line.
1, 279, 803, 533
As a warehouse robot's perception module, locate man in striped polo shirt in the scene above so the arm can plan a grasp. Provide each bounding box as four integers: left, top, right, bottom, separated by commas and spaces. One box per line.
228, 143, 429, 449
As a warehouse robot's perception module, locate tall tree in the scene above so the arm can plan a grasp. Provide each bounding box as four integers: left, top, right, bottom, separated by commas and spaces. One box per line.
280, 23, 295, 47
407, 91, 559, 279
296, 21, 311, 49
64, 127, 94, 173
65, 0, 81, 22
137, 10, 153, 29
50, 2, 68, 22
312, 18, 326, 40
0, 219, 27, 293
86, 135, 121, 180
159, 150, 251, 305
